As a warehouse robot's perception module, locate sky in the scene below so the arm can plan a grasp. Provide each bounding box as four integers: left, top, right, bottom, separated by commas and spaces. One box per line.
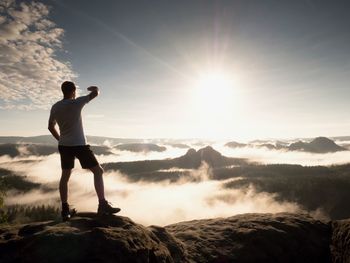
1, 0, 350, 140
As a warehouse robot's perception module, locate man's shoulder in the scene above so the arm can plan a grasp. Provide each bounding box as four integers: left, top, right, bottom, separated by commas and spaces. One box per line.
50, 99, 71, 113
51, 100, 62, 109
51, 96, 89, 109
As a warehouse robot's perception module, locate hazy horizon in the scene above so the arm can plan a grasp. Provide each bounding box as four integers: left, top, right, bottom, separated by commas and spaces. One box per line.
2, 133, 350, 143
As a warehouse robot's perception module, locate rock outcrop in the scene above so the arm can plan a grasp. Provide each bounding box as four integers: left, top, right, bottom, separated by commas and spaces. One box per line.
331, 219, 350, 263
288, 137, 345, 153
103, 146, 247, 176
166, 213, 331, 263
225, 137, 346, 153
173, 146, 246, 168
115, 143, 167, 153
2, 212, 347, 263
0, 212, 187, 263
225, 141, 247, 148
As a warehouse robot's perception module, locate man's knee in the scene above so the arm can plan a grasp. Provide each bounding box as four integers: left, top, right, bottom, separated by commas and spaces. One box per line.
97, 166, 104, 176
91, 165, 104, 177
61, 169, 72, 182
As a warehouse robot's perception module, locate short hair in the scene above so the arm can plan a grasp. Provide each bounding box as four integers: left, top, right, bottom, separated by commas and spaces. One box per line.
61, 81, 76, 96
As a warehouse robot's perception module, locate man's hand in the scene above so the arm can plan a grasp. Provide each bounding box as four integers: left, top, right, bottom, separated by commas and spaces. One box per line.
87, 86, 99, 101
87, 86, 99, 92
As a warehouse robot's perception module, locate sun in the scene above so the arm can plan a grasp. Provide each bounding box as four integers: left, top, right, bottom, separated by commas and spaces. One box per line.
187, 69, 242, 138
192, 70, 235, 117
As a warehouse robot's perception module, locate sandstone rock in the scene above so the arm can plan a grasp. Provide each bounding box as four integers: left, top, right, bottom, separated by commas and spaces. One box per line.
166, 213, 331, 263
0, 212, 186, 263
0, 212, 336, 263
331, 219, 350, 263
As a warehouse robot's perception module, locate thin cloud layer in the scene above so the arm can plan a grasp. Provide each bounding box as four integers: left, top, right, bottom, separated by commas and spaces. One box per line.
0, 0, 75, 110
216, 143, 350, 166
1, 153, 301, 226
2, 143, 346, 225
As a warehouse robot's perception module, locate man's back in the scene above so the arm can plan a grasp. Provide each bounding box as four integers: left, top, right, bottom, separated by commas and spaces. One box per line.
48, 82, 120, 221
50, 95, 89, 146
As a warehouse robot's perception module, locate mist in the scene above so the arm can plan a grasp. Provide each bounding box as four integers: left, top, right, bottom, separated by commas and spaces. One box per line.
2, 137, 350, 225
216, 144, 350, 166
91, 141, 350, 166
0, 152, 302, 226
3, 138, 350, 166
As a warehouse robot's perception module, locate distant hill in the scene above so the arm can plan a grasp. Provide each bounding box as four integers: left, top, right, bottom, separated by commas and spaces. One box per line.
167, 143, 190, 149
225, 137, 346, 153
257, 143, 278, 150
330, 136, 350, 141
0, 143, 57, 157
0, 168, 42, 192
1, 135, 347, 154
225, 140, 286, 150
0, 135, 143, 146
177, 146, 239, 168
288, 137, 345, 153
0, 136, 204, 148
220, 163, 350, 220
103, 146, 247, 179
115, 143, 166, 153
0, 135, 57, 145
224, 141, 247, 148
0, 143, 113, 157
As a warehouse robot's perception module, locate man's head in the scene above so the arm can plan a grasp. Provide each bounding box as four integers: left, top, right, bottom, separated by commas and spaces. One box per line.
61, 81, 76, 99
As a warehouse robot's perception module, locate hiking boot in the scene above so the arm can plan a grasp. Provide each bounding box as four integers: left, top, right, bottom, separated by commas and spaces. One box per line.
61, 204, 77, 221
97, 200, 121, 215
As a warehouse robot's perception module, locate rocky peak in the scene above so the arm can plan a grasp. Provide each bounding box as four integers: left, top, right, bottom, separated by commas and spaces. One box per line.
1, 212, 347, 263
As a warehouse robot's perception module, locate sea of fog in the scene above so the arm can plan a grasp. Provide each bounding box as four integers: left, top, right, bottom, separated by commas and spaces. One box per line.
1, 140, 350, 225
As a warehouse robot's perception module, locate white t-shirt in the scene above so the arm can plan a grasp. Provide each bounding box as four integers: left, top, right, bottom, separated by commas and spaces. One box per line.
49, 96, 90, 146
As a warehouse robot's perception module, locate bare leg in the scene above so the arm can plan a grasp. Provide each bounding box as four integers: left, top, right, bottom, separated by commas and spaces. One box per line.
59, 169, 72, 203
89, 165, 105, 201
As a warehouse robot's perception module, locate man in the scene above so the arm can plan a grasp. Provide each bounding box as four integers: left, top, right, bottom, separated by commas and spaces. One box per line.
48, 81, 120, 221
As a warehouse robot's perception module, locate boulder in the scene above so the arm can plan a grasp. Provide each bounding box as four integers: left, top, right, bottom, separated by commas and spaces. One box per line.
0, 212, 337, 263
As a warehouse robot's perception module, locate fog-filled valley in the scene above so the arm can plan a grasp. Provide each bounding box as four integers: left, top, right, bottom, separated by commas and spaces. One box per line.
1, 135, 350, 225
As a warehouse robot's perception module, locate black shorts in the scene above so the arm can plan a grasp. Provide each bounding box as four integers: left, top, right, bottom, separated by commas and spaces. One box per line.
58, 145, 99, 169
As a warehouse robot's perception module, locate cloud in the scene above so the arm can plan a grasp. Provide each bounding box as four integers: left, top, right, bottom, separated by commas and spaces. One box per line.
0, 0, 76, 110
216, 143, 350, 166
1, 153, 302, 226
5, 142, 349, 225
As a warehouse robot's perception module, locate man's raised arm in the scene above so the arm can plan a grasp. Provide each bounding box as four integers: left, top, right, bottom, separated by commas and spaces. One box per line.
87, 86, 99, 101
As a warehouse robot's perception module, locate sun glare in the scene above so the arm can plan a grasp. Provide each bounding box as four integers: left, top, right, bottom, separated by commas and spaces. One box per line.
187, 69, 241, 138
192, 70, 235, 115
